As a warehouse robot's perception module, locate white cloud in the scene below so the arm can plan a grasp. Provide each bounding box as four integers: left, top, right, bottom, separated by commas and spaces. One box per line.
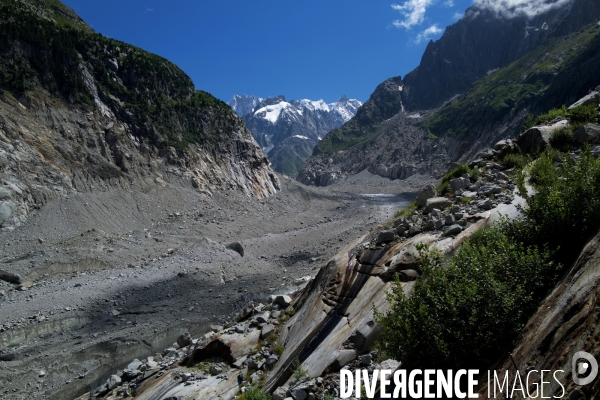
453, 11, 463, 20
391, 0, 435, 29
414, 24, 443, 43
443, 0, 455, 7
474, 0, 573, 19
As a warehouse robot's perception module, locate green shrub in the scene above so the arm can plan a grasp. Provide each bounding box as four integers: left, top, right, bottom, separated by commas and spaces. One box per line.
501, 153, 528, 169
569, 103, 599, 125
549, 126, 575, 151
515, 145, 600, 260
393, 201, 417, 218
292, 357, 308, 383
377, 146, 600, 371
376, 232, 556, 370
437, 164, 473, 194
243, 386, 270, 400
534, 105, 568, 125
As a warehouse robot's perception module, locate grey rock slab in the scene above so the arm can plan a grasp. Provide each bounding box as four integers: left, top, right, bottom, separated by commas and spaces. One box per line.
261, 324, 275, 339
424, 197, 452, 213
257, 312, 271, 324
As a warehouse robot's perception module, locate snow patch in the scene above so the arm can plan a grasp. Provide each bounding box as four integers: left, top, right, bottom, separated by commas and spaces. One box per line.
254, 102, 291, 124
292, 135, 309, 140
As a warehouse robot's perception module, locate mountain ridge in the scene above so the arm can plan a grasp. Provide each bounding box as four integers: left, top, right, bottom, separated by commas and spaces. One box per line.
229, 94, 362, 177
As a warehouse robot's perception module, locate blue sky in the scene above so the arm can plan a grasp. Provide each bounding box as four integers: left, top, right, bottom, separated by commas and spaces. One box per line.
62, 0, 474, 103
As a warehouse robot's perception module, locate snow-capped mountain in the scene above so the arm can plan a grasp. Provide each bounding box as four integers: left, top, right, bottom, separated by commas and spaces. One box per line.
229, 94, 263, 117
229, 94, 363, 177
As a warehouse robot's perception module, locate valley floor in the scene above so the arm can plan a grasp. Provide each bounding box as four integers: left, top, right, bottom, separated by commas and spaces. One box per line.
0, 171, 430, 399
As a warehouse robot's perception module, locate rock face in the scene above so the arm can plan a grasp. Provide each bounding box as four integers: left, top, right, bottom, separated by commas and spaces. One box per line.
480, 230, 600, 398
0, 0, 279, 231
231, 95, 362, 177
402, 0, 600, 111
298, 2, 600, 187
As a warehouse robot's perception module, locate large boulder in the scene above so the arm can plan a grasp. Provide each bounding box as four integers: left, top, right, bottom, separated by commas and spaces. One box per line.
568, 90, 599, 110
574, 123, 600, 144
516, 120, 568, 154
449, 177, 470, 192
424, 197, 452, 213
415, 184, 436, 207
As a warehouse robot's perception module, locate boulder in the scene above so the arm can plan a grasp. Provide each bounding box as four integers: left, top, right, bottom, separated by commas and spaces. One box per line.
445, 224, 463, 236
292, 389, 308, 400
444, 214, 455, 226
226, 242, 244, 257
106, 374, 121, 390
0, 187, 10, 200
399, 269, 420, 282
257, 311, 271, 323
274, 295, 292, 307
477, 199, 493, 210
0, 201, 14, 224
377, 359, 401, 371
516, 120, 568, 154
0, 270, 22, 284
272, 387, 290, 400
261, 324, 275, 339
478, 185, 501, 196
575, 123, 600, 144
177, 332, 193, 348
449, 177, 470, 192
424, 197, 452, 213
568, 91, 599, 110
416, 184, 436, 207
376, 230, 395, 245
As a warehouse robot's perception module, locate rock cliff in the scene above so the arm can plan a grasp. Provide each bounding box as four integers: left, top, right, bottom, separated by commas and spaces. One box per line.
0, 0, 279, 231
299, 19, 600, 186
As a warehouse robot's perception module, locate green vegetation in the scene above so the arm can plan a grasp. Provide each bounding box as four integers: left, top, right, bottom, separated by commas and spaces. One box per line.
501, 153, 528, 169
292, 357, 308, 383
0, 0, 235, 152
393, 201, 417, 218
569, 103, 599, 125
422, 24, 600, 140
534, 105, 569, 125
436, 163, 477, 194
549, 126, 575, 151
377, 146, 600, 370
240, 387, 270, 400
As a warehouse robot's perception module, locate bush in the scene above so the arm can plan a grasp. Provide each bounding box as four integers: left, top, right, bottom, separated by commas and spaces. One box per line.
515, 145, 600, 260
438, 164, 473, 194
549, 126, 575, 151
569, 103, 599, 125
377, 146, 600, 371
534, 105, 568, 125
376, 230, 556, 370
243, 386, 270, 400
393, 201, 417, 218
501, 153, 528, 169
